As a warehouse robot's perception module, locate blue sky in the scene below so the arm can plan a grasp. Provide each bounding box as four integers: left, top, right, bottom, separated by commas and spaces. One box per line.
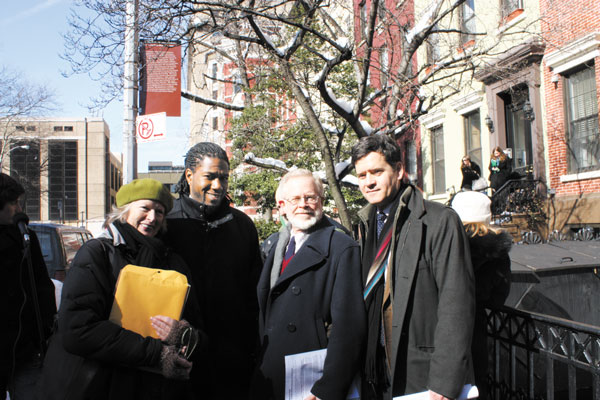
0, 0, 190, 172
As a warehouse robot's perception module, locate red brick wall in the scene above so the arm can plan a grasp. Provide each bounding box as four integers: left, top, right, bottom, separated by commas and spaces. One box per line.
541, 0, 600, 196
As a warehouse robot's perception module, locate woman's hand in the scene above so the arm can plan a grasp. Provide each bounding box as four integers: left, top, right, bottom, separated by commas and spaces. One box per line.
151, 315, 177, 341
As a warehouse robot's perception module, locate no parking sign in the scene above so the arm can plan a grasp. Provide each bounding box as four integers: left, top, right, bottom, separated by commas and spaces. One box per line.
136, 112, 167, 143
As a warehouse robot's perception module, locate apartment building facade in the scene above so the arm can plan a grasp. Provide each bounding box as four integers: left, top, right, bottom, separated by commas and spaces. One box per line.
0, 117, 122, 230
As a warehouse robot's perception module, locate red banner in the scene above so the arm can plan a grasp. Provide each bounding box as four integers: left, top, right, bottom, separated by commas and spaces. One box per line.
139, 43, 181, 116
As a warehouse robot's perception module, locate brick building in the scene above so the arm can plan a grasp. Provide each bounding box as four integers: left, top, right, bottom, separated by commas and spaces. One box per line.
541, 0, 600, 231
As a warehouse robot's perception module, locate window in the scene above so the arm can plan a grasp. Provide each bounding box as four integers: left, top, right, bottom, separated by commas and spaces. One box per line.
234, 74, 243, 95
379, 48, 389, 88
9, 141, 40, 220
405, 140, 418, 182
464, 110, 482, 167
501, 0, 523, 20
212, 89, 218, 100
427, 25, 441, 65
212, 117, 218, 130
431, 126, 446, 194
49, 141, 78, 221
54, 126, 64, 132
211, 63, 218, 79
565, 64, 599, 172
460, 0, 476, 45
15, 126, 25, 131
26, 125, 36, 132
64, 126, 74, 131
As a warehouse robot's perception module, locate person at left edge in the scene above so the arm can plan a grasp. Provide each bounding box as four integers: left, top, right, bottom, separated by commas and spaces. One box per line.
163, 142, 263, 400
1, 173, 56, 400
38, 178, 206, 400
250, 169, 366, 400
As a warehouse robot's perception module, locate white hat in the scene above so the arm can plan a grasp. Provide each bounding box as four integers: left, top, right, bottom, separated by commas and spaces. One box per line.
451, 191, 492, 224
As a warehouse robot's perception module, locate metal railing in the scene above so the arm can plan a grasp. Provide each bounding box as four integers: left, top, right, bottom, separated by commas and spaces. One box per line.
491, 179, 546, 218
486, 306, 600, 399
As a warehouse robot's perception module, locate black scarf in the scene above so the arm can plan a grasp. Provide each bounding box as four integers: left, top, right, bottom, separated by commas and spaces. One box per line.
113, 220, 168, 269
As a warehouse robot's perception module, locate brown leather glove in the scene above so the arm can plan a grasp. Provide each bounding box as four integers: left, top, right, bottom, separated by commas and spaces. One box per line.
160, 345, 192, 380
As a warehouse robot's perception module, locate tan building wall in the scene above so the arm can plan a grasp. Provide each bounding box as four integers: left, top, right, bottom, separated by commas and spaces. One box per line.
1, 117, 121, 232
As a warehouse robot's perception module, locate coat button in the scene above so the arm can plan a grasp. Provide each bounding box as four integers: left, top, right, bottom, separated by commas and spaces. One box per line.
291, 286, 301, 295
287, 323, 297, 332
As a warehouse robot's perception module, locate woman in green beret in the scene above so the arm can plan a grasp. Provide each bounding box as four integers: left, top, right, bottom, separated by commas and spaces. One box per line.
38, 178, 205, 400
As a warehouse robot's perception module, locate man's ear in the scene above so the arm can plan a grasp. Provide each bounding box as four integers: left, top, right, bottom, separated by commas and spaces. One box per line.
395, 163, 405, 181
277, 200, 285, 209
185, 168, 194, 185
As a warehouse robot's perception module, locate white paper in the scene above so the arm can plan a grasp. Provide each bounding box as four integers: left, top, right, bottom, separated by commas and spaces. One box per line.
393, 384, 479, 400
284, 348, 359, 400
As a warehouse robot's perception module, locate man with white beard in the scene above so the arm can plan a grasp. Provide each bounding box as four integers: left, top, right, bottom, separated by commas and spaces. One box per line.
250, 169, 366, 400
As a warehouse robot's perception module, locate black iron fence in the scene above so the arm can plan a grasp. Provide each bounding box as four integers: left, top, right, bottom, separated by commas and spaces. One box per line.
486, 306, 600, 399
491, 179, 547, 219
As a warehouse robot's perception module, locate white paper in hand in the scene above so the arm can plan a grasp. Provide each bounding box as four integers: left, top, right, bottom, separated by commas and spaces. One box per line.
284, 349, 359, 400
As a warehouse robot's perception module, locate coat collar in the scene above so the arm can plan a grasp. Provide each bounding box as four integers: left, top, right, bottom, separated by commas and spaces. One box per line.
357, 184, 426, 231
270, 218, 334, 288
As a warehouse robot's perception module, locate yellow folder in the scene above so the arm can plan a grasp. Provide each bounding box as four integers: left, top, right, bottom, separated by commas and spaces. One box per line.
109, 264, 190, 339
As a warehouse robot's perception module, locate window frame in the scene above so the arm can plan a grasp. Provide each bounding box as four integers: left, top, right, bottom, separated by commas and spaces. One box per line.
431, 126, 446, 195
564, 63, 600, 173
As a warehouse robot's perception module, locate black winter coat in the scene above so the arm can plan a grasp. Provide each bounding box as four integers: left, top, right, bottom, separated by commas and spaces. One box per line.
252, 219, 366, 400
489, 158, 511, 191
1, 225, 56, 378
38, 223, 204, 400
165, 195, 263, 399
468, 230, 512, 400
461, 161, 482, 190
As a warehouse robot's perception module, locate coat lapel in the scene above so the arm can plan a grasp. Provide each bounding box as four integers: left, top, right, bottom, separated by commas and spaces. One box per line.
389, 188, 426, 373
271, 223, 333, 289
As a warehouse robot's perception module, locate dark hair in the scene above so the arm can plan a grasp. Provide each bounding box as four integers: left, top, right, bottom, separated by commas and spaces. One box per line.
491, 146, 508, 162
0, 173, 25, 210
176, 142, 230, 195
351, 135, 403, 167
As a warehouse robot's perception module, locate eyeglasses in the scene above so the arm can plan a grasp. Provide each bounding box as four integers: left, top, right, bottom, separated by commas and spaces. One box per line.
284, 195, 320, 205
180, 326, 199, 360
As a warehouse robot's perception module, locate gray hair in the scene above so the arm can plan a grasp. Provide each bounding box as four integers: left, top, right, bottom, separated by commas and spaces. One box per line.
278, 169, 325, 199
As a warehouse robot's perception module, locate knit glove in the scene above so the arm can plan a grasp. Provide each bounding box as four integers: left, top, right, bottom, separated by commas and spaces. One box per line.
164, 319, 200, 359
164, 319, 190, 345
160, 345, 193, 380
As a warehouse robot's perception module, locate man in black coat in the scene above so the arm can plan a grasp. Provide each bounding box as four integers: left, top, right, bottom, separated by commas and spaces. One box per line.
352, 136, 475, 400
251, 169, 366, 400
163, 142, 263, 400
0, 173, 56, 399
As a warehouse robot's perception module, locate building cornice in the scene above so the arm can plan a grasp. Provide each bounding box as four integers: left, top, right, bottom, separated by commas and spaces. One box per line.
450, 91, 484, 115
475, 38, 545, 84
545, 32, 600, 74
419, 110, 445, 129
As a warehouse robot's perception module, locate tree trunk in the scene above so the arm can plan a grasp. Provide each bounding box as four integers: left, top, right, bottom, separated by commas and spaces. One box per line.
279, 61, 352, 230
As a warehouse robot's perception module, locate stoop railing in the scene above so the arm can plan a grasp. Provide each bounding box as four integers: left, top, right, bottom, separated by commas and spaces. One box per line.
485, 306, 600, 399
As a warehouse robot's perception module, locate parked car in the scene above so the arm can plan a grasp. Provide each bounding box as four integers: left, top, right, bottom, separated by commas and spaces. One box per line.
29, 223, 93, 281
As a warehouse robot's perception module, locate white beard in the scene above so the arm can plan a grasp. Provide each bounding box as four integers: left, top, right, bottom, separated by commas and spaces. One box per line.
288, 209, 323, 231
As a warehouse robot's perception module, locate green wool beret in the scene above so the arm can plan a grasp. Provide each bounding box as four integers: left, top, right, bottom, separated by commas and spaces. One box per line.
116, 178, 173, 212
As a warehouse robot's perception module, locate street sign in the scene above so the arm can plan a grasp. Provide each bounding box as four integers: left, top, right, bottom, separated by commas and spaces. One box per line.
136, 112, 166, 143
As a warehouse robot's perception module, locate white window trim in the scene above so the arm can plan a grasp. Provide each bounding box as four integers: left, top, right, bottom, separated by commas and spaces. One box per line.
497, 11, 527, 34
450, 92, 484, 115
560, 169, 600, 183
419, 111, 445, 130
545, 32, 600, 74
